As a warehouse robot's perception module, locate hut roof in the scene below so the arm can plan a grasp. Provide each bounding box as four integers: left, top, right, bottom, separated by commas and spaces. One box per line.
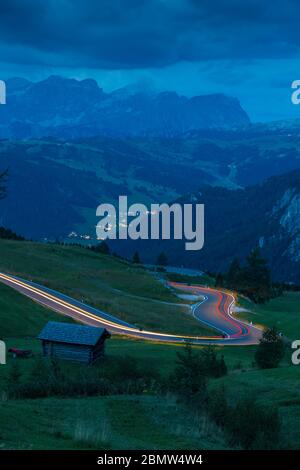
38, 321, 109, 346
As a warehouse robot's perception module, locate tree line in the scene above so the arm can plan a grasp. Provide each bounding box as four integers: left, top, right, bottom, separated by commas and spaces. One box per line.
214, 247, 280, 303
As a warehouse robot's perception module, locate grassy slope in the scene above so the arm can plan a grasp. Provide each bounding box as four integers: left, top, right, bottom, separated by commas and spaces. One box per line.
235, 293, 300, 340
212, 366, 300, 449
0, 280, 227, 450
0, 283, 72, 338
1, 286, 299, 449
216, 293, 300, 448
0, 240, 215, 336
0, 396, 227, 450
0, 240, 299, 449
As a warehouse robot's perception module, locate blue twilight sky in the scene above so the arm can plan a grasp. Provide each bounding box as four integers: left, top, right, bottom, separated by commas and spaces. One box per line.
0, 0, 300, 122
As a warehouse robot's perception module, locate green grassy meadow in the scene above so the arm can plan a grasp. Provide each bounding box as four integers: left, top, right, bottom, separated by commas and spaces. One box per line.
0, 240, 215, 336
235, 293, 300, 340
0, 395, 229, 450
0, 240, 300, 449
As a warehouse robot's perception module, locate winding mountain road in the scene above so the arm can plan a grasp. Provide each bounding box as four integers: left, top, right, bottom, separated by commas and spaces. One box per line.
0, 272, 262, 345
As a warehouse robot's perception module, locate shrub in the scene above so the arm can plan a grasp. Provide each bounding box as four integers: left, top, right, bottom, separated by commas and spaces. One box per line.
169, 342, 208, 408
6, 354, 162, 400
200, 346, 227, 378
255, 327, 285, 369
207, 386, 228, 428
5, 361, 22, 398
226, 397, 281, 450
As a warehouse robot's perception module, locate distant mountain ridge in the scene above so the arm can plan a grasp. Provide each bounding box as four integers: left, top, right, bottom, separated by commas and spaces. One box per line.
0, 76, 250, 139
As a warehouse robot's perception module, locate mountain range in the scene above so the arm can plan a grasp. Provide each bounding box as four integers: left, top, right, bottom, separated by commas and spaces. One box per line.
0, 76, 250, 139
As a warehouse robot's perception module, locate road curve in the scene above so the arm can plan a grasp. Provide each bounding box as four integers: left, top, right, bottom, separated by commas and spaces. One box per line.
0, 272, 262, 345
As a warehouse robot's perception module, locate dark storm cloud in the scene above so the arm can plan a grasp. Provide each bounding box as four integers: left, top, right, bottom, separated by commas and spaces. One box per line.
0, 0, 299, 69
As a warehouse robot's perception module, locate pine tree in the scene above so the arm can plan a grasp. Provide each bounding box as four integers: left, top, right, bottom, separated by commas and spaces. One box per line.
156, 251, 168, 267
171, 341, 208, 407
244, 248, 272, 302
227, 258, 242, 289
95, 241, 110, 255
132, 251, 141, 264
200, 346, 227, 378
0, 169, 8, 200
215, 272, 224, 287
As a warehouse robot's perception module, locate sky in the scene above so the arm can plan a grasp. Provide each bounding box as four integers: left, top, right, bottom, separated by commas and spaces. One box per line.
0, 0, 300, 122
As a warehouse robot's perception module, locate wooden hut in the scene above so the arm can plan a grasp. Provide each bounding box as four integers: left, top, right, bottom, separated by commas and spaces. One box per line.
38, 321, 110, 364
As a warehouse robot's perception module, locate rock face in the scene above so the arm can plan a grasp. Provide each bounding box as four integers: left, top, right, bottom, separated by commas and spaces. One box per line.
0, 76, 250, 139
276, 190, 300, 263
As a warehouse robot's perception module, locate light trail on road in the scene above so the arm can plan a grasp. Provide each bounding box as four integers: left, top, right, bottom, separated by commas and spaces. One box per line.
0, 272, 262, 345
